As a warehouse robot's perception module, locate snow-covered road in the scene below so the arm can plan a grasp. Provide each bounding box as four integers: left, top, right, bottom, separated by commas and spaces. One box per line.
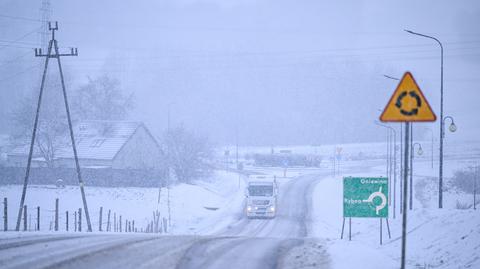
0, 173, 330, 269
176, 173, 329, 269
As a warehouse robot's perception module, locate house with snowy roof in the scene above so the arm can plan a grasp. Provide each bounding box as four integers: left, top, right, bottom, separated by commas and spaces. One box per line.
7, 121, 164, 170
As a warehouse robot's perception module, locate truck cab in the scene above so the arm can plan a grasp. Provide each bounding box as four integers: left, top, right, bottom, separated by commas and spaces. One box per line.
245, 179, 278, 219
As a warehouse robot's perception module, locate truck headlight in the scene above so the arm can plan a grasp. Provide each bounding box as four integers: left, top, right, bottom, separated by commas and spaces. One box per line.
269, 206, 275, 212
247, 206, 252, 211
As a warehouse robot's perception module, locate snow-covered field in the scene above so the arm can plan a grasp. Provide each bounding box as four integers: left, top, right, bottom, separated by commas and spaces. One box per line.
0, 170, 246, 235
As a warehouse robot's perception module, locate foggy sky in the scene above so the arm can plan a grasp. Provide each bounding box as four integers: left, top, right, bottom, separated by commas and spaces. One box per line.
1, 0, 479, 146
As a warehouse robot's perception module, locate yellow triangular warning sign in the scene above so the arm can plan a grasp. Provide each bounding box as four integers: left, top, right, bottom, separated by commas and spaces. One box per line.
380, 72, 437, 122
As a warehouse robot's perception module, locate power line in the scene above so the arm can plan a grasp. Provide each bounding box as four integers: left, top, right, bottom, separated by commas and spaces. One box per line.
0, 43, 32, 50
0, 39, 38, 46
0, 65, 39, 83
0, 51, 31, 67
0, 14, 42, 23
0, 27, 40, 51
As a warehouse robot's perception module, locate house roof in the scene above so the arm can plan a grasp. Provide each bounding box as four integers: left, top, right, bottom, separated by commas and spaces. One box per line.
9, 121, 147, 161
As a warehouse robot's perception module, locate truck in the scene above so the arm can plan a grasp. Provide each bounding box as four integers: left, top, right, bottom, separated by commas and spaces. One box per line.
245, 178, 278, 219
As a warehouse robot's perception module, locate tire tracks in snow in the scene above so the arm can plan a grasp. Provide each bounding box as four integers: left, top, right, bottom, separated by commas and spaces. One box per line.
0, 234, 156, 269
0, 234, 87, 251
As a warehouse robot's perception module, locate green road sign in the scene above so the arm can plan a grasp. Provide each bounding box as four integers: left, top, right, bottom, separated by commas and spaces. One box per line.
343, 177, 388, 218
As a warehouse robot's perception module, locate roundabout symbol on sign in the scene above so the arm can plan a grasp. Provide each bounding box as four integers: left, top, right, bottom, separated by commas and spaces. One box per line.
395, 90, 422, 116
363, 186, 387, 215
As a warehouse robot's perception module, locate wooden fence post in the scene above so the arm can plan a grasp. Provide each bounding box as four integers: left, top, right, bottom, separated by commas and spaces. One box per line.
55, 198, 59, 231
23, 205, 27, 231
114, 212, 117, 232
107, 210, 111, 232
119, 215, 122, 233
125, 219, 128, 232
66, 211, 69, 231
99, 207, 103, 232
4, 198, 8, 231
74, 211, 77, 232
78, 208, 82, 232
132, 220, 135, 233
37, 206, 40, 231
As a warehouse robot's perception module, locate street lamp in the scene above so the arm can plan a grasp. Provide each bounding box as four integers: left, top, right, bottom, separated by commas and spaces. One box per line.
375, 121, 397, 219
410, 142, 423, 210
423, 127, 435, 169
166, 102, 174, 227
383, 74, 403, 213
443, 116, 457, 134
415, 143, 424, 156
405, 29, 445, 208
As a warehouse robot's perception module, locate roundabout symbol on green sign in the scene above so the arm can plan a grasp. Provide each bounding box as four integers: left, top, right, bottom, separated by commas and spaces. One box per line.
343, 177, 388, 218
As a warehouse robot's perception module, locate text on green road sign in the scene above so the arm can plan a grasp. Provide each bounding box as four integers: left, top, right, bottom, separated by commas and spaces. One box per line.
343, 177, 388, 218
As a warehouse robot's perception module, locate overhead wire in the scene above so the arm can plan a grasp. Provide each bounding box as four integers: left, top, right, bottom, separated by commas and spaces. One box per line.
0, 26, 40, 51
0, 65, 39, 83
0, 51, 31, 67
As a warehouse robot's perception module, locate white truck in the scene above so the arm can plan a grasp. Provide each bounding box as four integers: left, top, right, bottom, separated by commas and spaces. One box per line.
245, 179, 278, 219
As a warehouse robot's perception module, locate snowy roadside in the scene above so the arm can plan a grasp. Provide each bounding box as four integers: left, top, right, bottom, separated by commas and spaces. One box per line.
0, 170, 246, 235
312, 159, 480, 269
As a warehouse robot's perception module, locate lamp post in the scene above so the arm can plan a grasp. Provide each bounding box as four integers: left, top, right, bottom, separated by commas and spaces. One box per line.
383, 74, 402, 214
475, 165, 478, 210
383, 74, 400, 81
424, 127, 435, 169
375, 121, 397, 219
167, 102, 174, 227
410, 143, 423, 210
405, 29, 445, 208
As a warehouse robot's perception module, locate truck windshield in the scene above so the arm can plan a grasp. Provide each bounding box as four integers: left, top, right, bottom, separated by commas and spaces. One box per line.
248, 185, 273, 196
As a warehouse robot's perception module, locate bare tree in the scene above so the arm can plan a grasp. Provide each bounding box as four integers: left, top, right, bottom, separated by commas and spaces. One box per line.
72, 75, 134, 120
164, 126, 213, 184
10, 84, 68, 168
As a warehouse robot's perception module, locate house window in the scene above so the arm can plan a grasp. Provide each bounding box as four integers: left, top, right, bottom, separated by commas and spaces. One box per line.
90, 139, 105, 147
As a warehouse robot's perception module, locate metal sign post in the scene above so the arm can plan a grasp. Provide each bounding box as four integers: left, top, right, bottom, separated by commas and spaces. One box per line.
380, 72, 437, 269
401, 122, 410, 269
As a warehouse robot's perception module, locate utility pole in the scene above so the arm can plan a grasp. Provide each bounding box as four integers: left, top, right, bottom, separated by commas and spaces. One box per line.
15, 22, 93, 232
